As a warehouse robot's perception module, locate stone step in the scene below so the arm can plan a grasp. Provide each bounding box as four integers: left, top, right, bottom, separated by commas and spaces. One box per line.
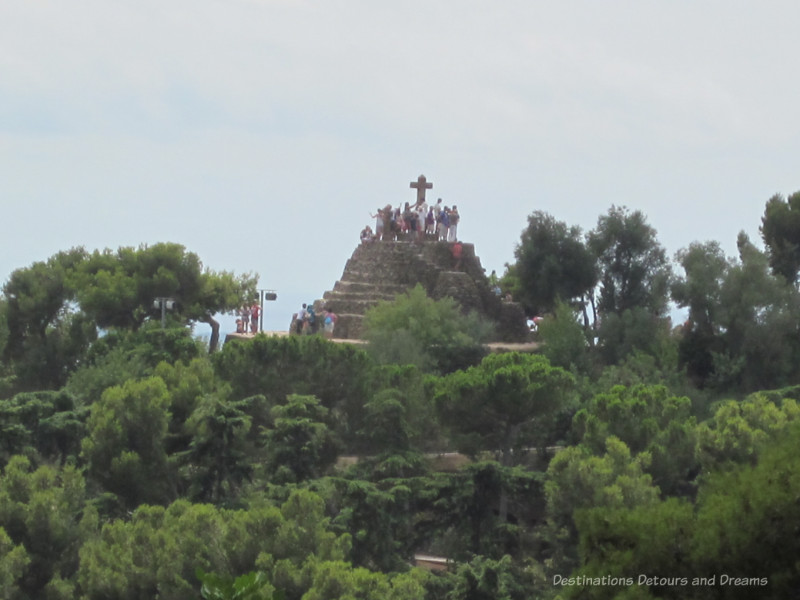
322, 297, 390, 315
323, 295, 401, 310
324, 290, 403, 304
340, 269, 426, 285
319, 240, 530, 341
331, 280, 409, 295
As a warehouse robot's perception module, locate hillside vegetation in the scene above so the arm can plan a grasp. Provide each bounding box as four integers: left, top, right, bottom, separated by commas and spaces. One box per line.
1, 197, 799, 599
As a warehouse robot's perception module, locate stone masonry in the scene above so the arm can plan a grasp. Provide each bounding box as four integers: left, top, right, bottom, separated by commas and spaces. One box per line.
321, 241, 529, 342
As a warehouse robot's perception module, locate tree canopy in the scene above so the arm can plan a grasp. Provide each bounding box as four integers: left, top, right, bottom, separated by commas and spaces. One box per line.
3, 196, 800, 598
0, 243, 255, 394
509, 211, 597, 317
362, 283, 491, 373
587, 205, 671, 317
760, 191, 800, 284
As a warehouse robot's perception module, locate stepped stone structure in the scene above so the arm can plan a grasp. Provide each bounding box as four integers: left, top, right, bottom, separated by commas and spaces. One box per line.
321, 241, 529, 342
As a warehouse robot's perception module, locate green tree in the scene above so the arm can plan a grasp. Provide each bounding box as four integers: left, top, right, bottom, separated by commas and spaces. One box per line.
64, 342, 152, 407
197, 569, 279, 600
671, 241, 731, 386
595, 307, 676, 367
446, 554, 531, 600
262, 394, 338, 485
760, 190, 800, 284
712, 233, 800, 391
0, 456, 86, 598
81, 377, 174, 509
155, 357, 220, 434
212, 336, 372, 451
672, 241, 730, 335
671, 233, 800, 392
536, 301, 591, 373
424, 462, 543, 559
0, 390, 85, 467
1, 249, 96, 391
593, 344, 694, 404
73, 243, 256, 351
565, 425, 800, 599
79, 501, 232, 600
264, 489, 351, 596
587, 206, 672, 317
78, 490, 351, 600
363, 284, 491, 373
690, 424, 800, 598
695, 391, 799, 472
314, 476, 409, 573
573, 384, 698, 496
544, 437, 660, 574
1, 243, 253, 394
569, 498, 693, 600
0, 303, 15, 398
508, 211, 597, 320
300, 560, 429, 600
0, 526, 29, 599
436, 353, 573, 527
436, 353, 574, 468
182, 392, 264, 503
365, 364, 441, 452
358, 389, 411, 455
587, 206, 673, 366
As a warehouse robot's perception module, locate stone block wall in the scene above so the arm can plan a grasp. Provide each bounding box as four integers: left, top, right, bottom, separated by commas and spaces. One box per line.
320, 241, 529, 342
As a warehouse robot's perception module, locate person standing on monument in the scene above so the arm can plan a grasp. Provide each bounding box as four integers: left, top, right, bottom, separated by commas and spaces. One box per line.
296, 303, 308, 335
306, 303, 317, 334
439, 207, 450, 242
451, 239, 463, 270
322, 307, 337, 339
416, 203, 427, 242
489, 270, 502, 296
382, 205, 392, 240
448, 205, 460, 242
370, 208, 385, 241
403, 202, 414, 238
398, 210, 407, 236
250, 301, 261, 334
240, 305, 250, 334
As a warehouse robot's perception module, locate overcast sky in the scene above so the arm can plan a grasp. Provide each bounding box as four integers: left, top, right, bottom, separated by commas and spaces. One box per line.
3, 1, 800, 333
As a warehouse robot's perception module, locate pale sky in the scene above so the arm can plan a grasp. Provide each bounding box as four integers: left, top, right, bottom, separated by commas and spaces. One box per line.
3, 1, 800, 333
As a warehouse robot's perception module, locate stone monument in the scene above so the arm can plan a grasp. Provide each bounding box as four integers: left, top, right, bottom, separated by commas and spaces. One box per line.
320, 176, 528, 341
321, 241, 528, 341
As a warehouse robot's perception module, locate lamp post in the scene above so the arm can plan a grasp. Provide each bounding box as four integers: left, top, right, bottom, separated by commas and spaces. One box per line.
153, 297, 175, 329
258, 289, 277, 332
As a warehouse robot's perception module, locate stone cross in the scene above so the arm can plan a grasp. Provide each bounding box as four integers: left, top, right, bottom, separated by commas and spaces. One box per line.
410, 174, 433, 206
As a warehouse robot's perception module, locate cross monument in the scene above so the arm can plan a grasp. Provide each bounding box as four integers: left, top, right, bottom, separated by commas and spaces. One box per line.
410, 174, 433, 207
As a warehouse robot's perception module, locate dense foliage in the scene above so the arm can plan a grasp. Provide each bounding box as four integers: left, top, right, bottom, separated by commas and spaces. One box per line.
1, 195, 799, 598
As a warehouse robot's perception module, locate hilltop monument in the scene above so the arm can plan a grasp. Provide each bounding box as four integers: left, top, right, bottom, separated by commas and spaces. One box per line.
319, 176, 529, 341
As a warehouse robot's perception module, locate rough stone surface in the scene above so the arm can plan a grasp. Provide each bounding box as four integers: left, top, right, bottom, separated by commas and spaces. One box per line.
320, 241, 529, 341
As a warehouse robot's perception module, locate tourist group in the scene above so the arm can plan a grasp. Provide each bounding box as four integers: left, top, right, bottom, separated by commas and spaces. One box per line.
291, 303, 338, 339
361, 199, 460, 243
235, 302, 261, 334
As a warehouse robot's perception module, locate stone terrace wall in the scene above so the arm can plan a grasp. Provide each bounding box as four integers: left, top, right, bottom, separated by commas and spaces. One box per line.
321, 241, 529, 342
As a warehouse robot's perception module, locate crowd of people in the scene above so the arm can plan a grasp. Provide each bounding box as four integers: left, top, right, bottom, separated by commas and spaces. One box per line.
235, 300, 338, 339
291, 303, 338, 339
235, 302, 261, 334
361, 198, 460, 243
